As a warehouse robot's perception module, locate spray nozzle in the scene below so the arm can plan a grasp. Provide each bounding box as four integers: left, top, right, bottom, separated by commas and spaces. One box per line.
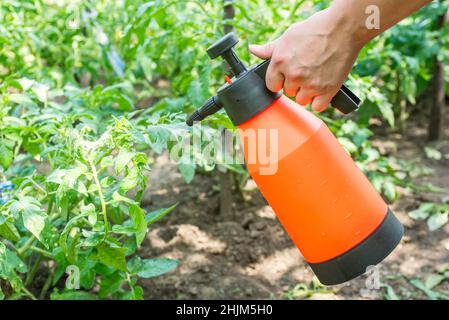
207, 32, 247, 77
186, 96, 222, 126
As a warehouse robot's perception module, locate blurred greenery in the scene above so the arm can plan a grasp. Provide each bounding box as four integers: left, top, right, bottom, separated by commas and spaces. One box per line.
0, 0, 448, 300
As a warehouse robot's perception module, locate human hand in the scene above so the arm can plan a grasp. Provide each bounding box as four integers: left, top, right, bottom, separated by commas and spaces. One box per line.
249, 9, 364, 112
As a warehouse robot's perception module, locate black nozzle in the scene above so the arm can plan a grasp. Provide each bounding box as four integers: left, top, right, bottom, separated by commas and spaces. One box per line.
207, 32, 247, 77
186, 96, 222, 126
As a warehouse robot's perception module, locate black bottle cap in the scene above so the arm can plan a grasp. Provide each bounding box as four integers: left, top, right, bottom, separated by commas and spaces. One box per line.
207, 33, 239, 59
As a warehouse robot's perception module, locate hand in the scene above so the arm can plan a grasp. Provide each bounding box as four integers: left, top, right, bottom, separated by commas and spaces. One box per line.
249, 9, 363, 112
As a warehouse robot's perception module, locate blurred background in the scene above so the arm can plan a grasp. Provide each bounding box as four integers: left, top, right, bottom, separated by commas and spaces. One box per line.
0, 0, 448, 300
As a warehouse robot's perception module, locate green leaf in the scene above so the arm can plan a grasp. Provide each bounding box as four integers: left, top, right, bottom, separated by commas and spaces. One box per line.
111, 223, 135, 236
409, 203, 434, 220
81, 230, 104, 248
112, 191, 137, 205
410, 279, 449, 300
0, 243, 26, 292
131, 285, 144, 300
9, 196, 48, 246
424, 147, 442, 160
50, 290, 99, 300
382, 181, 397, 202
427, 212, 448, 231
47, 166, 86, 196
16, 78, 35, 90
79, 203, 97, 226
377, 102, 395, 127
67, 231, 81, 264
99, 271, 126, 299
115, 93, 133, 111
114, 150, 135, 175
96, 243, 128, 272
120, 167, 140, 192
425, 274, 445, 289
78, 256, 97, 290
178, 163, 195, 183
129, 205, 147, 246
128, 256, 179, 279
145, 204, 177, 226
0, 143, 14, 170
31, 83, 49, 103
147, 126, 170, 154
0, 245, 27, 275
337, 137, 357, 155
59, 210, 91, 255
0, 220, 20, 242
381, 284, 400, 300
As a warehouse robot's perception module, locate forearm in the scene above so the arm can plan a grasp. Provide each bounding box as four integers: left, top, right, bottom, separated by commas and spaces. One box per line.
329, 0, 433, 47
249, 0, 434, 111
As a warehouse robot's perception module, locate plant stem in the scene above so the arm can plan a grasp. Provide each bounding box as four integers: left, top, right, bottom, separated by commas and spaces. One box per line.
30, 246, 54, 258
30, 179, 47, 195
17, 236, 36, 256
39, 268, 54, 300
21, 287, 37, 300
25, 256, 42, 287
34, 130, 54, 168
126, 273, 136, 298
47, 197, 54, 215
89, 159, 109, 237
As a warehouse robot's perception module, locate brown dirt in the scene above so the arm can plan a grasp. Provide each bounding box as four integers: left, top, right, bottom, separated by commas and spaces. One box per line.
137, 114, 449, 300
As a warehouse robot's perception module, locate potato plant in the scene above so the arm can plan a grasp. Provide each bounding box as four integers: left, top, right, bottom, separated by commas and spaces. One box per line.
0, 78, 188, 299
1, 0, 446, 300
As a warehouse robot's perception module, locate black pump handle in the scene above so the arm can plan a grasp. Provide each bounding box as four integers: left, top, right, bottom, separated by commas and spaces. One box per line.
254, 60, 361, 114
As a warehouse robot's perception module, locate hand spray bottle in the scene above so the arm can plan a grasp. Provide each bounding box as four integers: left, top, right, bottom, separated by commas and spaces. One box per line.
187, 33, 403, 285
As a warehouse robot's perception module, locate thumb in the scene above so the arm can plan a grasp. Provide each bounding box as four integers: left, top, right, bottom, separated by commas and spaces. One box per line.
249, 42, 275, 59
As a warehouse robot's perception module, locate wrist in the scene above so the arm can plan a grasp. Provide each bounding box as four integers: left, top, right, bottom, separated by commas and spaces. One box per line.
327, 1, 374, 50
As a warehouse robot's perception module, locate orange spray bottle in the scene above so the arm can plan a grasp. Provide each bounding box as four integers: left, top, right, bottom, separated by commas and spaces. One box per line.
187, 33, 403, 285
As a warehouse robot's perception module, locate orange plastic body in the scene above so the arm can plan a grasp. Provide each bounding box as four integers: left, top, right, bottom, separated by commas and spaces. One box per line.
238, 96, 388, 264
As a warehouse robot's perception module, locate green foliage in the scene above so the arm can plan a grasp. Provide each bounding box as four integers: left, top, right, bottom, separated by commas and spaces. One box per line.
0, 78, 184, 299
1, 0, 447, 300
409, 198, 449, 231
283, 277, 336, 300
355, 1, 449, 127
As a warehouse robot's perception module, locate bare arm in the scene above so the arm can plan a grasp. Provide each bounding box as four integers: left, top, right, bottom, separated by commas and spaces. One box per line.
335, 0, 434, 44
249, 0, 433, 112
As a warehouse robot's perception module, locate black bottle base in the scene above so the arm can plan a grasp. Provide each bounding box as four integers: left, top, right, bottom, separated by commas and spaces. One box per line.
308, 209, 404, 285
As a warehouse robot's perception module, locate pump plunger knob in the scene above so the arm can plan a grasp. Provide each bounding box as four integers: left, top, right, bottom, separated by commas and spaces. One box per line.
206, 32, 247, 77
207, 33, 239, 59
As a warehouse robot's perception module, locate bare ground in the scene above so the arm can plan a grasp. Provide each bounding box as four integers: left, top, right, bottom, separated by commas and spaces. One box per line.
137, 115, 449, 300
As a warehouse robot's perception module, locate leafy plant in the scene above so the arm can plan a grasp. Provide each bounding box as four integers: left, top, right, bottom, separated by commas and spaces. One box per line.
283, 277, 336, 300
408, 198, 449, 231
0, 77, 185, 299
409, 278, 449, 300
1, 0, 448, 300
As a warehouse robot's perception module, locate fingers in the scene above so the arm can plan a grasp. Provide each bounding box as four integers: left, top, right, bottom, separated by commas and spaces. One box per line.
284, 78, 301, 97
249, 42, 275, 60
295, 88, 315, 106
250, 41, 284, 92
266, 62, 285, 92
311, 93, 334, 112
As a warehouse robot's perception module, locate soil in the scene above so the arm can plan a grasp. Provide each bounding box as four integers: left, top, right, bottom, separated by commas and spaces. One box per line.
138, 113, 449, 300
